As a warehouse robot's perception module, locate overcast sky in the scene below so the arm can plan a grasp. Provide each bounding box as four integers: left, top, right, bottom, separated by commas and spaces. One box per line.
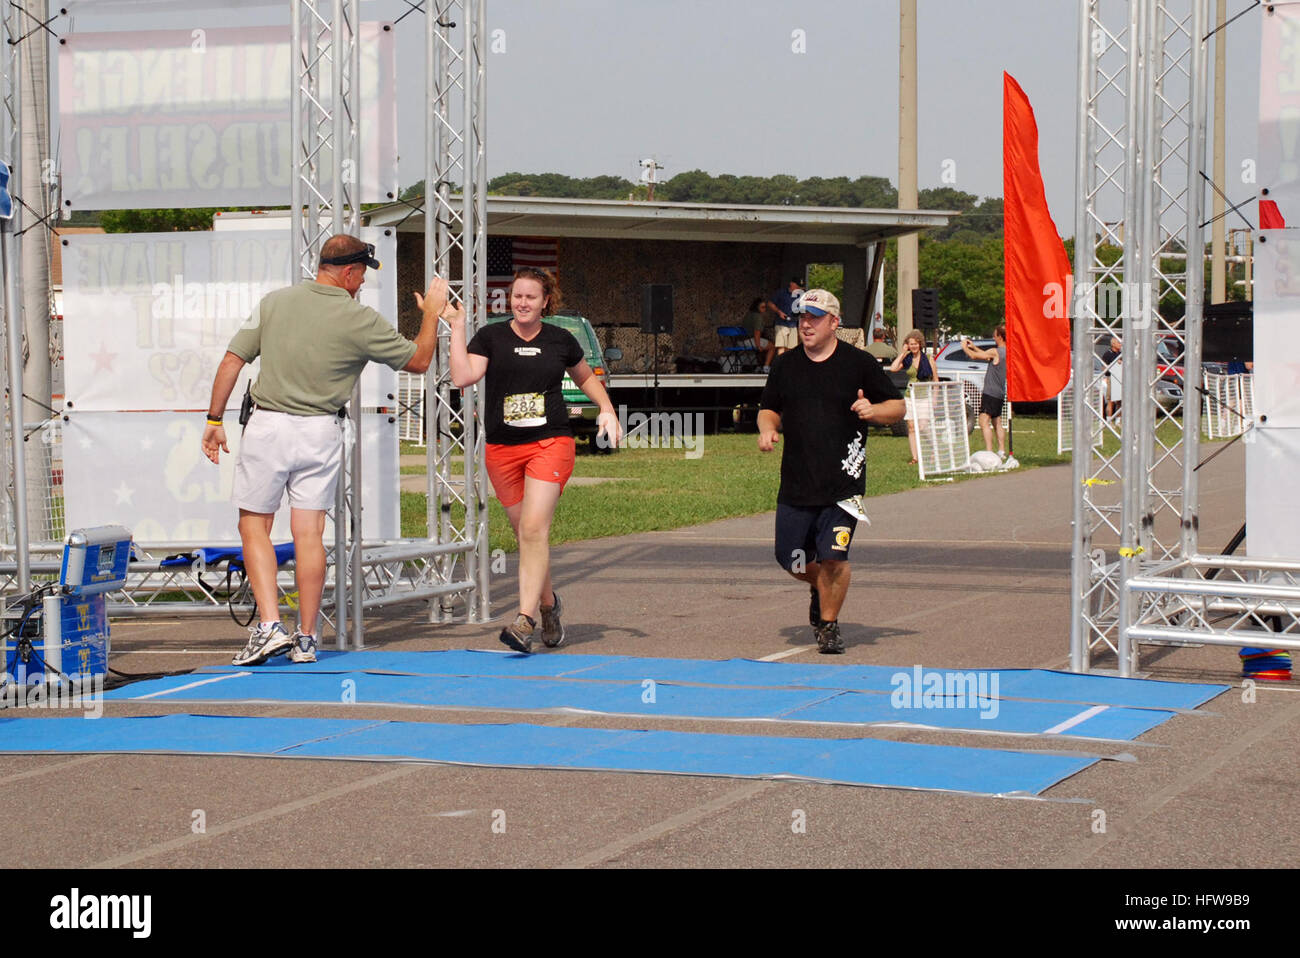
69, 0, 1262, 232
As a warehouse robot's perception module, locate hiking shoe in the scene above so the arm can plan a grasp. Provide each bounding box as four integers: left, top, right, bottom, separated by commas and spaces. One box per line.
232, 622, 293, 666
809, 586, 821, 627
288, 630, 318, 664
540, 592, 565, 648
499, 613, 537, 654
815, 620, 845, 655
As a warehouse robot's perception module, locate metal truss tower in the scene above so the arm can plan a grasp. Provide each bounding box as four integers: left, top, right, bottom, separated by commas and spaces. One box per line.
424, 0, 489, 624
291, 0, 366, 648
1071, 0, 1300, 674
290, 0, 489, 646
1, 3, 31, 593
1070, 0, 1211, 675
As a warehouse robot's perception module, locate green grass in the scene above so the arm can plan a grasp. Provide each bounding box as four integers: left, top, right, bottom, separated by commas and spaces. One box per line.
399, 416, 1074, 551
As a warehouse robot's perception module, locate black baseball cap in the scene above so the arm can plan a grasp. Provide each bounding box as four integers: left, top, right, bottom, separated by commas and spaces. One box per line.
321, 242, 381, 270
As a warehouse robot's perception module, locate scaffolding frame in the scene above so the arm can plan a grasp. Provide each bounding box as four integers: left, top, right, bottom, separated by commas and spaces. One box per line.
0, 2, 490, 641
1070, 0, 1296, 675
423, 0, 490, 625
1, 2, 31, 595
288, 0, 490, 645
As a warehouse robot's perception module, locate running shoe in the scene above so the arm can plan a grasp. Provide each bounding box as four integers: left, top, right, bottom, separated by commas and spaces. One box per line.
815, 620, 845, 655
540, 592, 565, 648
232, 622, 293, 666
288, 630, 318, 664
499, 613, 537, 654
809, 586, 821, 628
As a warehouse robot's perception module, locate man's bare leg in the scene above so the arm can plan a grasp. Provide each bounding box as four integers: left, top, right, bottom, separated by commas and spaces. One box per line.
994, 416, 1007, 456
289, 507, 327, 635
238, 510, 279, 625
786, 558, 850, 620
814, 559, 851, 621
979, 412, 994, 452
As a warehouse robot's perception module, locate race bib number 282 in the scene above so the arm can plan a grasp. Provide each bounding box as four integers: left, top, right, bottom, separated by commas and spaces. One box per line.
503, 392, 546, 427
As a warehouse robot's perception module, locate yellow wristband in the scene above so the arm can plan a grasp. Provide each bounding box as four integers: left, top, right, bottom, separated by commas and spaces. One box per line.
206, 418, 223, 427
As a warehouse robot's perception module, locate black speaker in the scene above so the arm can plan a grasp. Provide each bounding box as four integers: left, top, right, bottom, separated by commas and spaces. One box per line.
1202, 300, 1252, 365
641, 284, 674, 334
912, 288, 939, 332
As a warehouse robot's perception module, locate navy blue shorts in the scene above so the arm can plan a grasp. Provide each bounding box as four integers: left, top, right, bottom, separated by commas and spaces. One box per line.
774, 503, 857, 572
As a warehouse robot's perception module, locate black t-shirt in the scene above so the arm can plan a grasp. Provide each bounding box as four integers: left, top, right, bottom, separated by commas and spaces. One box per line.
468, 320, 585, 445
760, 342, 901, 506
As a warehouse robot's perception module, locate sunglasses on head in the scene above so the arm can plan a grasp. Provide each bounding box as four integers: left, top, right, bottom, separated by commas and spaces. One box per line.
321, 242, 380, 270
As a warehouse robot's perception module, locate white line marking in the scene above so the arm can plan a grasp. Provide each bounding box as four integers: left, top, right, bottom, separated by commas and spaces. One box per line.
1044, 705, 1108, 735
758, 646, 816, 662
132, 671, 251, 700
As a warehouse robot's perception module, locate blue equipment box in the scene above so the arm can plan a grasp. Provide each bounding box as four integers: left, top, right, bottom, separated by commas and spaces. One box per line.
43, 593, 109, 681
59, 525, 132, 596
0, 594, 108, 685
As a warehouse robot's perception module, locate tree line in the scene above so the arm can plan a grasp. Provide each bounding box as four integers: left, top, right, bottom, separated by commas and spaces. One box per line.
79, 169, 1246, 340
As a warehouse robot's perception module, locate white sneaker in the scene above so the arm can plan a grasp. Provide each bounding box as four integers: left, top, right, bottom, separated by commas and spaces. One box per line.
232, 622, 293, 666
288, 631, 318, 664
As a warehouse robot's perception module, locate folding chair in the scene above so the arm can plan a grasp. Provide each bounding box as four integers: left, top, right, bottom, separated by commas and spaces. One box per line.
717, 326, 760, 373
161, 542, 296, 625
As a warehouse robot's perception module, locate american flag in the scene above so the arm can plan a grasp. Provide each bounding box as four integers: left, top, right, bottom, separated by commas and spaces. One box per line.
486, 236, 558, 313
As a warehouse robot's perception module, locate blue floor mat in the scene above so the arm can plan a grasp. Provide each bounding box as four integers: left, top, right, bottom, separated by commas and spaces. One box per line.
105, 670, 1172, 739
0, 714, 1098, 796
192, 650, 1225, 710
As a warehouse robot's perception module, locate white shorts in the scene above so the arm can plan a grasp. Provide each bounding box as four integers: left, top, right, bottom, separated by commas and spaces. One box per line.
904, 395, 933, 424
232, 409, 344, 513
774, 325, 799, 349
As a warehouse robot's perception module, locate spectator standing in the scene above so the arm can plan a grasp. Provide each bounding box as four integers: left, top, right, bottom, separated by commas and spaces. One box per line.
865, 327, 898, 362
962, 326, 1009, 459
889, 330, 938, 465
767, 276, 805, 356
1101, 335, 1122, 420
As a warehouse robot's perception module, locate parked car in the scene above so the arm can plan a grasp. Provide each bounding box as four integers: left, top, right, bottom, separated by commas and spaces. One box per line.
485, 310, 622, 450
935, 338, 996, 391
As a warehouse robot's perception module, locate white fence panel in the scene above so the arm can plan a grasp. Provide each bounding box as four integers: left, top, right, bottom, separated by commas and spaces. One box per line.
914, 381, 971, 479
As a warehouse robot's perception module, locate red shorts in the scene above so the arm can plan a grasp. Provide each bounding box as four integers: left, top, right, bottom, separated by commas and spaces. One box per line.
485, 437, 576, 507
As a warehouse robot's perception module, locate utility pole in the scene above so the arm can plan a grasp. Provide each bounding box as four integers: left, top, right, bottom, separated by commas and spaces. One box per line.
897, 0, 918, 340
639, 158, 661, 201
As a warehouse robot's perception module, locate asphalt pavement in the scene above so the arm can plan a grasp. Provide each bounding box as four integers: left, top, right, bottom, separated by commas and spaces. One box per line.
4, 440, 1296, 871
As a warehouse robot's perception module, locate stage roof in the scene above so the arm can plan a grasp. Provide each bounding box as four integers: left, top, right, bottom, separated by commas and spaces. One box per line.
365, 195, 953, 246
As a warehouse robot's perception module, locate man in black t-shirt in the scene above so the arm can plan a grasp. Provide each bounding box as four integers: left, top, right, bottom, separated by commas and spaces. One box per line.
758, 289, 905, 653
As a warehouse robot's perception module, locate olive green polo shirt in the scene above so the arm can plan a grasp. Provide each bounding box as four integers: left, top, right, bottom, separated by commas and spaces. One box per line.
227, 280, 417, 416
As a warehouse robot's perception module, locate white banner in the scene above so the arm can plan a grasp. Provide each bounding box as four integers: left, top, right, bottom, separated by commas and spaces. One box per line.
61, 410, 399, 544
1260, 6, 1300, 227
1246, 428, 1300, 561
59, 23, 397, 209
1250, 231, 1300, 429
62, 229, 399, 412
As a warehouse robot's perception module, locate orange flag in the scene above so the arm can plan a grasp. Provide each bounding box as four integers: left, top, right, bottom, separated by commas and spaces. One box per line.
1004, 73, 1072, 402
1260, 199, 1285, 229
